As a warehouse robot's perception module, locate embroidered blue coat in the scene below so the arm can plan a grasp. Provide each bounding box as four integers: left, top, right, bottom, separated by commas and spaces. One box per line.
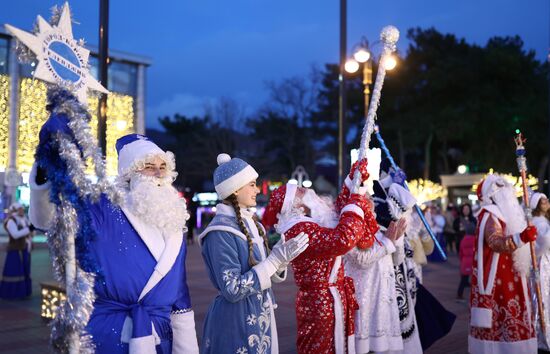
199, 204, 284, 354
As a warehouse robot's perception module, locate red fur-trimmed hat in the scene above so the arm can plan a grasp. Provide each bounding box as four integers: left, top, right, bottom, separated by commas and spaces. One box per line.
476, 179, 485, 202
262, 184, 287, 230
262, 183, 300, 230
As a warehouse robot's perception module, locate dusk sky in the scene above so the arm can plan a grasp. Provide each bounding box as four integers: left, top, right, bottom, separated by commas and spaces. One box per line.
1, 1, 548, 130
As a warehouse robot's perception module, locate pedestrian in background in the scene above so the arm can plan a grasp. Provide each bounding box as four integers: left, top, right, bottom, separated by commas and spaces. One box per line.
0, 203, 34, 299
453, 203, 476, 252
443, 204, 458, 253
457, 228, 475, 303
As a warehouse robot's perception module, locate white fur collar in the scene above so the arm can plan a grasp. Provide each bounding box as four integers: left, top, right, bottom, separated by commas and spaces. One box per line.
121, 206, 165, 261
120, 206, 182, 301
215, 203, 255, 220
275, 214, 313, 235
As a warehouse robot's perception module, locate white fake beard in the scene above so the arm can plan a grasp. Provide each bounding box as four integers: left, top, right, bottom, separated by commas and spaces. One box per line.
126, 174, 189, 235
303, 191, 339, 228
492, 186, 527, 235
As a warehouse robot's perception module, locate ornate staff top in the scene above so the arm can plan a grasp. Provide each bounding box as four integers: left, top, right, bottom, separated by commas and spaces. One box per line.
352, 25, 400, 192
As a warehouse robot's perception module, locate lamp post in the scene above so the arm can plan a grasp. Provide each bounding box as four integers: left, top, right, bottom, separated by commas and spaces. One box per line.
98, 0, 109, 156
288, 165, 313, 188
345, 40, 397, 123
337, 0, 347, 188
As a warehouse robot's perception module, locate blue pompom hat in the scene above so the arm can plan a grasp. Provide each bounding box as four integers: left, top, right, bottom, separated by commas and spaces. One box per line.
213, 153, 258, 199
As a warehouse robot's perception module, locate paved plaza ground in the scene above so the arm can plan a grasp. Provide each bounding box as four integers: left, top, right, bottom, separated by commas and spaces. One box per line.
0, 239, 470, 353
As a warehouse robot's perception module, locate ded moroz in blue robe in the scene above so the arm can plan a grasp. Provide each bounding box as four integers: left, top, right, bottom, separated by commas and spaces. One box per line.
29, 165, 199, 354
199, 203, 286, 354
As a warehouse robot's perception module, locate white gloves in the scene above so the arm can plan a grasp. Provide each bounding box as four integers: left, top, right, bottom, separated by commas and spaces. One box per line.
253, 232, 309, 289
268, 232, 309, 269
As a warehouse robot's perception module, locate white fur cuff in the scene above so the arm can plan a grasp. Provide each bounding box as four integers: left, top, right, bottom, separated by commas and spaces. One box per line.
29, 163, 55, 230
271, 268, 287, 283
341, 204, 364, 219
253, 259, 276, 290
344, 175, 353, 190
470, 307, 492, 328
380, 235, 397, 254
513, 233, 524, 248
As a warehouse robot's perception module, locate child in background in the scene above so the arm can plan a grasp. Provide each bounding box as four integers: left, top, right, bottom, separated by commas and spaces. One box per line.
456, 221, 476, 302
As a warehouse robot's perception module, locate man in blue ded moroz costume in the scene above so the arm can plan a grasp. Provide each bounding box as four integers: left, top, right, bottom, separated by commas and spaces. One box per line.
29, 133, 199, 353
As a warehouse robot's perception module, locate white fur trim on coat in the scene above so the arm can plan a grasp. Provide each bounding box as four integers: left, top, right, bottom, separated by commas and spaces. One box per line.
171, 310, 199, 354
215, 165, 259, 200
468, 335, 536, 354
476, 212, 500, 296
128, 333, 157, 354
282, 183, 298, 215
328, 256, 351, 354
121, 206, 165, 261
470, 307, 492, 328
136, 229, 183, 301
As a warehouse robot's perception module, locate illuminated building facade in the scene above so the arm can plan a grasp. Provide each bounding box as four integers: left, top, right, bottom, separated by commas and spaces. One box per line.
0, 28, 151, 209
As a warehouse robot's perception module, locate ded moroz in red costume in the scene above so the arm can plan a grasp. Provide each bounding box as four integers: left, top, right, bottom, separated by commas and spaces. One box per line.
263, 160, 378, 354
469, 174, 538, 354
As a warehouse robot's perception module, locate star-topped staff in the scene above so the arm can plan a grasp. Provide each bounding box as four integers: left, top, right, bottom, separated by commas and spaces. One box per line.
5, 2, 108, 102
351, 25, 399, 193
5, 3, 120, 353
514, 132, 545, 333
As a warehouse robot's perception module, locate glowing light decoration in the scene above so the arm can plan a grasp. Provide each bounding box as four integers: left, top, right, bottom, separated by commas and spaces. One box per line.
472, 169, 538, 197
0, 75, 10, 171
84, 94, 134, 175
40, 282, 67, 319
17, 78, 49, 173
408, 179, 447, 205
15, 80, 134, 175
106, 93, 134, 175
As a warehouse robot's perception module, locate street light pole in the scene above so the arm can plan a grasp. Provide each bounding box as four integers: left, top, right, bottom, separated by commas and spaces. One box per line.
362, 60, 373, 122
338, 0, 347, 188
98, 0, 109, 156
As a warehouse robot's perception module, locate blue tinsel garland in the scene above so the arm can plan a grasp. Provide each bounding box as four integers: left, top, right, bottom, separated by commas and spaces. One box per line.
35, 88, 101, 276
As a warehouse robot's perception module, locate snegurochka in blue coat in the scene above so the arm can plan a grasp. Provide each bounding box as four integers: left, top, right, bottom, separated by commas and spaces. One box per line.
199, 154, 309, 354
30, 133, 199, 354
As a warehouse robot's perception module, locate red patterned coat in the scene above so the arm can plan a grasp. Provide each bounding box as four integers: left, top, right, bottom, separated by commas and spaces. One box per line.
468, 207, 536, 354
284, 196, 376, 354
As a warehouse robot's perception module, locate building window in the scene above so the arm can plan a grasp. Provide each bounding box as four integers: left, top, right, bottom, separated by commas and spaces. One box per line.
0, 37, 8, 75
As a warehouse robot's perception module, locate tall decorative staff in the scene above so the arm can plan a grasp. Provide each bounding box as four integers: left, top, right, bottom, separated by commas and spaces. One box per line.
374, 125, 447, 260
6, 3, 120, 353
514, 132, 545, 333
351, 25, 399, 192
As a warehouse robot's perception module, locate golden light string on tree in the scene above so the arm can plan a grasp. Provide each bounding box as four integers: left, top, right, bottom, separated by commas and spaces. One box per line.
0, 75, 9, 170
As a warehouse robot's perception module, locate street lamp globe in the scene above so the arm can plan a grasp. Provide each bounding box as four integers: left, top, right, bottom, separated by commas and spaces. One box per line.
302, 180, 313, 188
353, 48, 370, 63
344, 59, 360, 73
288, 179, 298, 185
382, 55, 397, 70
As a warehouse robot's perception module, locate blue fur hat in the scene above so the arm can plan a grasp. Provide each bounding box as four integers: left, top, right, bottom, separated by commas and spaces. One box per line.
213, 153, 258, 199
